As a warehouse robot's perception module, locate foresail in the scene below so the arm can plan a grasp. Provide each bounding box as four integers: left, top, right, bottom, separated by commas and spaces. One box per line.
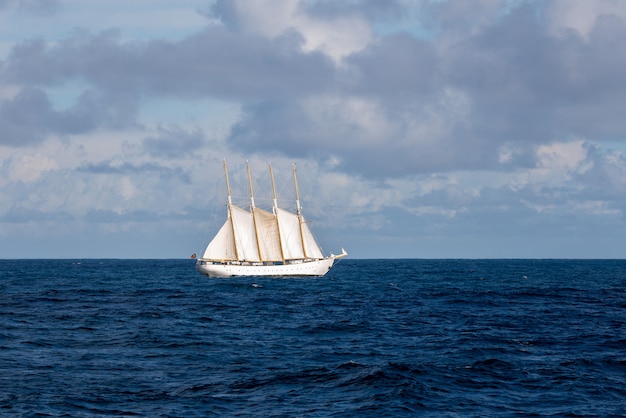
231, 205, 260, 262
203, 218, 236, 260
301, 216, 324, 259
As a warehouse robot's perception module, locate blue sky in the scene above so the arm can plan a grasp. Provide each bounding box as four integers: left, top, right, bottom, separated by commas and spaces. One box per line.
2, 0, 626, 259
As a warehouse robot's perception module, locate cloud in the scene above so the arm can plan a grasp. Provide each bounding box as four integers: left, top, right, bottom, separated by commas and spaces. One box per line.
1, 206, 72, 223
0, 86, 138, 146
0, 0, 60, 14
2, 0, 626, 258
4, 1, 623, 176
4, 151, 58, 182
220, 2, 626, 179
77, 160, 192, 184
84, 208, 160, 223
0, 25, 335, 147
3, 26, 335, 98
445, 3, 626, 139
142, 125, 206, 158
545, 0, 626, 40
212, 0, 373, 62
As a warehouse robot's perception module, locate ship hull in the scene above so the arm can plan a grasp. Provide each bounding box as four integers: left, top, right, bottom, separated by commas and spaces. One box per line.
195, 257, 335, 278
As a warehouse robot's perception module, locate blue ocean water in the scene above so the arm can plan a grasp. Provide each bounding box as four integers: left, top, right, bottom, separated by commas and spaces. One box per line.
1, 259, 625, 417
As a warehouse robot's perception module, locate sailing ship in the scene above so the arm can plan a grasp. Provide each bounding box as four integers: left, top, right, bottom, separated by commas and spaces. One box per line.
196, 161, 347, 277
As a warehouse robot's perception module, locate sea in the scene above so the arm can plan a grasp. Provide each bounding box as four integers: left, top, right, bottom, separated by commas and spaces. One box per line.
1, 259, 625, 417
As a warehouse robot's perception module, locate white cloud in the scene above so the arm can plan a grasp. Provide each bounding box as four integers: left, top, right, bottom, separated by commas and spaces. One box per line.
507, 140, 591, 192
545, 0, 626, 40
536, 140, 589, 172
0, 84, 20, 100
303, 94, 394, 146
117, 176, 137, 200
7, 152, 59, 183
572, 200, 621, 216
230, 0, 373, 62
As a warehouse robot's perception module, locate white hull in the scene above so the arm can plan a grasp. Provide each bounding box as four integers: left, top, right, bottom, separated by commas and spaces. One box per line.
195, 257, 336, 278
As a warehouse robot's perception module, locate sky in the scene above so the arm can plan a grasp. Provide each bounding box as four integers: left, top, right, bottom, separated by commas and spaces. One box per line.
1, 0, 626, 259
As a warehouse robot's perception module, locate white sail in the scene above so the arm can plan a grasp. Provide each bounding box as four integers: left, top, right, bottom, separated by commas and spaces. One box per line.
230, 205, 260, 262
253, 207, 283, 261
276, 207, 305, 260
301, 215, 324, 259
202, 218, 236, 260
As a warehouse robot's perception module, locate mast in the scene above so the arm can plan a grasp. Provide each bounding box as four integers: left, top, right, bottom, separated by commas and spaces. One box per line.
292, 163, 308, 258
224, 159, 239, 260
247, 161, 263, 262
269, 163, 286, 263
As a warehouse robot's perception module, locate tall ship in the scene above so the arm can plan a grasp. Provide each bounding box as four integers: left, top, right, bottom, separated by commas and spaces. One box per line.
196, 161, 346, 277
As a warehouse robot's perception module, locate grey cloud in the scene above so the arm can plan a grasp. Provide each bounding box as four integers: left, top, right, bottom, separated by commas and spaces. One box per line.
21, 0, 60, 14
210, 0, 408, 29
208, 0, 239, 30
3, 27, 334, 100
142, 126, 206, 158
227, 2, 626, 178
574, 145, 626, 201
0, 87, 59, 145
229, 100, 313, 156
347, 32, 439, 101
0, 86, 139, 146
228, 98, 495, 177
1, 25, 333, 146
141, 28, 333, 99
442, 5, 626, 143
83, 208, 201, 223
3, 1, 626, 180
77, 161, 191, 183
0, 0, 59, 13
2, 207, 73, 223
415, 143, 626, 218
84, 209, 160, 223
